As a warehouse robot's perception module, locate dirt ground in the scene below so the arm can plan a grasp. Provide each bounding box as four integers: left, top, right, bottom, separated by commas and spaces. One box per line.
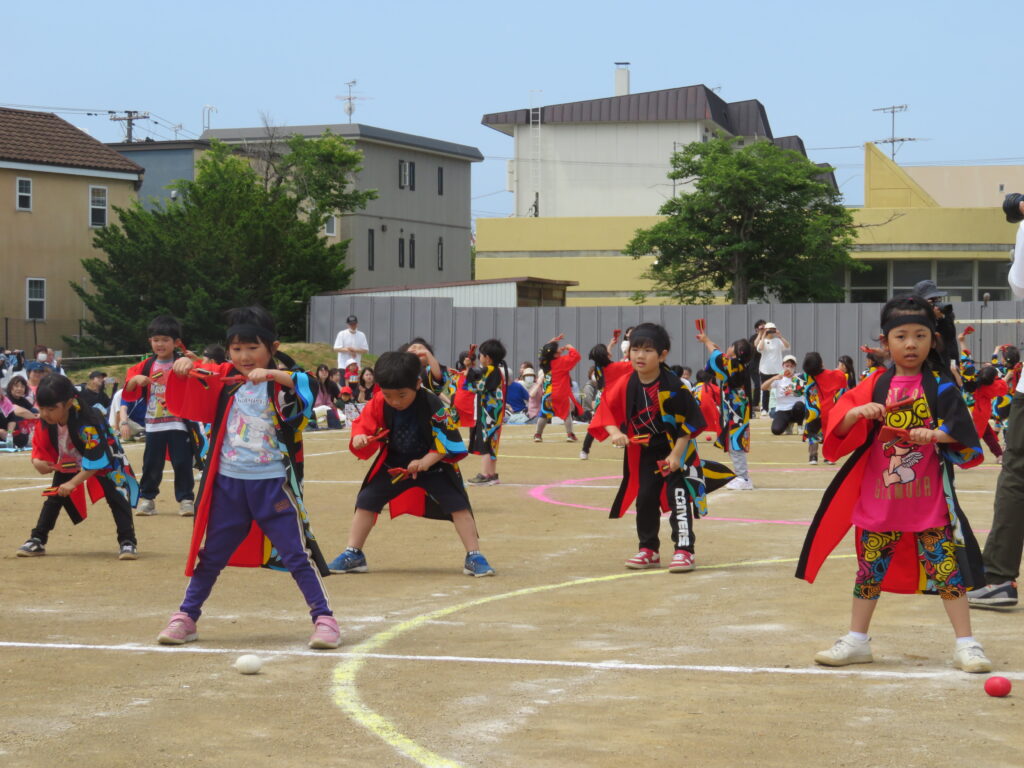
1, 420, 1021, 768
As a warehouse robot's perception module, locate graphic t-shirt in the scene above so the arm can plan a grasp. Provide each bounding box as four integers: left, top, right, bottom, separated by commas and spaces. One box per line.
852, 374, 946, 532
144, 359, 186, 433
630, 380, 664, 435
218, 382, 286, 480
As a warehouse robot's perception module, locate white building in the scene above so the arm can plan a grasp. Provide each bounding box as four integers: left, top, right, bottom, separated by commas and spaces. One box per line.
482, 67, 823, 218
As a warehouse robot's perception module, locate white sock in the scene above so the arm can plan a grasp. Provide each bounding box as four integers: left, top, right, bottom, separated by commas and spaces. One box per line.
955, 636, 977, 647
846, 631, 869, 643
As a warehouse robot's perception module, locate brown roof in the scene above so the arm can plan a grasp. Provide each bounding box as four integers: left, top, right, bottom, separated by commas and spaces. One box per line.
0, 107, 144, 175
482, 85, 777, 140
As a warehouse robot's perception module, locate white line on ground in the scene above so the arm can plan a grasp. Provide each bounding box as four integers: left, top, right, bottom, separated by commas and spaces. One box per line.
0, 640, 1006, 681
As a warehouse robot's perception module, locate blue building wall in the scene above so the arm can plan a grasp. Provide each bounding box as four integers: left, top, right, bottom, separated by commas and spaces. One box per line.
108, 143, 203, 209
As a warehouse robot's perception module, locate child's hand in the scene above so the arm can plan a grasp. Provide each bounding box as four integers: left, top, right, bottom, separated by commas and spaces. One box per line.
610, 433, 629, 448
247, 368, 271, 383
32, 458, 58, 475
907, 427, 939, 445
666, 455, 681, 473
406, 458, 426, 478
130, 373, 153, 388
56, 481, 77, 497
854, 403, 886, 421
171, 358, 193, 377
351, 434, 369, 449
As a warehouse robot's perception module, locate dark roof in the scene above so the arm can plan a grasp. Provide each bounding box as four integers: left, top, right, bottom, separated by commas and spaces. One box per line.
0, 107, 144, 175
317, 276, 578, 296
773, 135, 806, 154
108, 139, 210, 152
202, 123, 482, 162
482, 85, 774, 139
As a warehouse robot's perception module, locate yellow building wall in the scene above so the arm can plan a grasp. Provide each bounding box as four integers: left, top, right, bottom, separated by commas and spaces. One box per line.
0, 168, 137, 350
863, 142, 938, 208
475, 146, 1015, 305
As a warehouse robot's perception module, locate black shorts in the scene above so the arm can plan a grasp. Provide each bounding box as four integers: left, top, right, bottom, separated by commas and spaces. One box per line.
356, 467, 468, 516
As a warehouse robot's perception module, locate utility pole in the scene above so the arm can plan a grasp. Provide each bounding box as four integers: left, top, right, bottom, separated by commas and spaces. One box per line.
109, 110, 150, 142
872, 104, 918, 159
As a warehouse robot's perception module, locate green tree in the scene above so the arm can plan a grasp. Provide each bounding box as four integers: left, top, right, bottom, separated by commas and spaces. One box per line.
71, 137, 376, 353
624, 136, 859, 304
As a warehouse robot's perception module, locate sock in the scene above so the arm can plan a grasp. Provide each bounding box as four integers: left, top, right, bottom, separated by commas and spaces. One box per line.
467, 550, 480, 556
846, 631, 869, 643
346, 546, 362, 554
955, 636, 977, 647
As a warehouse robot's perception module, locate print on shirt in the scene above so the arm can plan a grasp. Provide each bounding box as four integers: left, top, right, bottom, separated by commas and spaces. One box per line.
220, 384, 284, 468
879, 390, 931, 495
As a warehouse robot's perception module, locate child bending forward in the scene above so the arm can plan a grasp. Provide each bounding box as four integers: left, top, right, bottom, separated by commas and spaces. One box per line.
589, 323, 733, 572
327, 351, 495, 577
797, 295, 992, 673
157, 306, 338, 650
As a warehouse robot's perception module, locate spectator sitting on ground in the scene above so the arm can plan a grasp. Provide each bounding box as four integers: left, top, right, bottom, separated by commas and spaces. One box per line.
506, 367, 534, 424
357, 366, 376, 404
78, 371, 114, 413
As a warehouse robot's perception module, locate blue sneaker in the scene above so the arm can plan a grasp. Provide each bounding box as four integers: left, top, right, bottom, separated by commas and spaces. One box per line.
328, 547, 368, 574
463, 551, 495, 577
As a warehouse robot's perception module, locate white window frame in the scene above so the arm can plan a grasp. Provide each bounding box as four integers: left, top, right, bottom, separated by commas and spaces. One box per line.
399, 160, 408, 189
324, 215, 337, 236
16, 177, 32, 211
26, 278, 46, 321
89, 185, 108, 228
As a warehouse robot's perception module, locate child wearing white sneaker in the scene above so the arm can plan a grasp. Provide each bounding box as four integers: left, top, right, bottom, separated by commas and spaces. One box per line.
589, 323, 733, 573
696, 328, 755, 490
797, 295, 992, 673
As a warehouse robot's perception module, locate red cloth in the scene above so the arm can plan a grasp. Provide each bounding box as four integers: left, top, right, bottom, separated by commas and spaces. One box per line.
163, 363, 266, 575
451, 371, 476, 428
972, 379, 1009, 436
814, 368, 849, 435
548, 346, 582, 420
695, 383, 720, 439
603, 360, 633, 389
31, 424, 96, 518
587, 373, 645, 517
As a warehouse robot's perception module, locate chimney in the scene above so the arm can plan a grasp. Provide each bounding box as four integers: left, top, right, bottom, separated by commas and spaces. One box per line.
614, 62, 630, 96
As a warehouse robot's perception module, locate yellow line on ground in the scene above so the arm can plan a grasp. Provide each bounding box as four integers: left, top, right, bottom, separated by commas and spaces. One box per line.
331, 553, 847, 767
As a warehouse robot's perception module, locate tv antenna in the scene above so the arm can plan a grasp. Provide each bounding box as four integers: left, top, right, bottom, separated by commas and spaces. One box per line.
202, 105, 218, 133
872, 104, 918, 159
336, 80, 370, 123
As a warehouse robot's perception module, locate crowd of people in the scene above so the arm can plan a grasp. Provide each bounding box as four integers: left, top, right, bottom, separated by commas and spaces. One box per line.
2, 266, 1023, 673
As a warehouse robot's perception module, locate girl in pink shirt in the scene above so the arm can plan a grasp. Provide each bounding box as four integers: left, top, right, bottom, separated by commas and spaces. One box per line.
797, 295, 992, 674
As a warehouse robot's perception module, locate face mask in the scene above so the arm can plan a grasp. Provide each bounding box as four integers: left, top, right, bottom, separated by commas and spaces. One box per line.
523, 375, 535, 384
36, 352, 48, 363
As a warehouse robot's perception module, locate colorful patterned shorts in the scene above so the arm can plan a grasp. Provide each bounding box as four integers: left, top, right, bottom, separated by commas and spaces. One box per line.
854, 526, 966, 601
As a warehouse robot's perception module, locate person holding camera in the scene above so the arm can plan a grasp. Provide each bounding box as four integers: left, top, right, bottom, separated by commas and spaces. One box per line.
755, 322, 791, 415
911, 280, 959, 374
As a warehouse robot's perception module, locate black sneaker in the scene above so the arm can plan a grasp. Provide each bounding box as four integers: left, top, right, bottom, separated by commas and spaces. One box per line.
16, 538, 45, 557
118, 542, 139, 561
968, 580, 1018, 609
465, 473, 490, 485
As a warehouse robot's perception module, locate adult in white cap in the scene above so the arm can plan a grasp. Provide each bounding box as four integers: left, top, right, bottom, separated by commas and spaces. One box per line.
970, 193, 1024, 609
755, 321, 791, 415
333, 314, 369, 370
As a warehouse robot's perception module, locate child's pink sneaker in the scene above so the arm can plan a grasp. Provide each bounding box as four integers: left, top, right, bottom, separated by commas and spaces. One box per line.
157, 612, 197, 645
309, 615, 341, 649
625, 548, 660, 570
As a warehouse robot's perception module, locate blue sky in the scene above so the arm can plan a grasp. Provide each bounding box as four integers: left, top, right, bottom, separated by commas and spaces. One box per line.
5, 1, 1018, 218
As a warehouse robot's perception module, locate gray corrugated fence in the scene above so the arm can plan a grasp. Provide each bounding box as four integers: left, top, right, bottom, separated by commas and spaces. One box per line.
310, 294, 1024, 378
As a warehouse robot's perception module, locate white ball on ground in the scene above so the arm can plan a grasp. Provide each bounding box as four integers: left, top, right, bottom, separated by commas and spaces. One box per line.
234, 654, 262, 675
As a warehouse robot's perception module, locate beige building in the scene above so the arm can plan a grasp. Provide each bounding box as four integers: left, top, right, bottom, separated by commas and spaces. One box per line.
903, 163, 1024, 208
0, 108, 142, 351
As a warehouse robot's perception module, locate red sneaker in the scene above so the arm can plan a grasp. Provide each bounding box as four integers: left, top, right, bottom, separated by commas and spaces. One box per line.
566, 433, 578, 442
669, 550, 696, 573
625, 548, 660, 570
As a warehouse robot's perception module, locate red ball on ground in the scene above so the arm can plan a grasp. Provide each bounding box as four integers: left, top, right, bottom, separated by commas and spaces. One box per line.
984, 676, 1012, 697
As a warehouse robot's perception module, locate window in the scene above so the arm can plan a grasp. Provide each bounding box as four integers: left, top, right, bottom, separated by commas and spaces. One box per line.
409, 234, 416, 268
26, 278, 45, 320
16, 177, 32, 211
891, 259, 930, 292
89, 185, 108, 227
979, 260, 1011, 301
367, 228, 375, 271
324, 215, 337, 236
408, 161, 416, 191
398, 236, 405, 268
399, 160, 408, 189
849, 260, 887, 303
437, 166, 444, 196
437, 237, 444, 271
